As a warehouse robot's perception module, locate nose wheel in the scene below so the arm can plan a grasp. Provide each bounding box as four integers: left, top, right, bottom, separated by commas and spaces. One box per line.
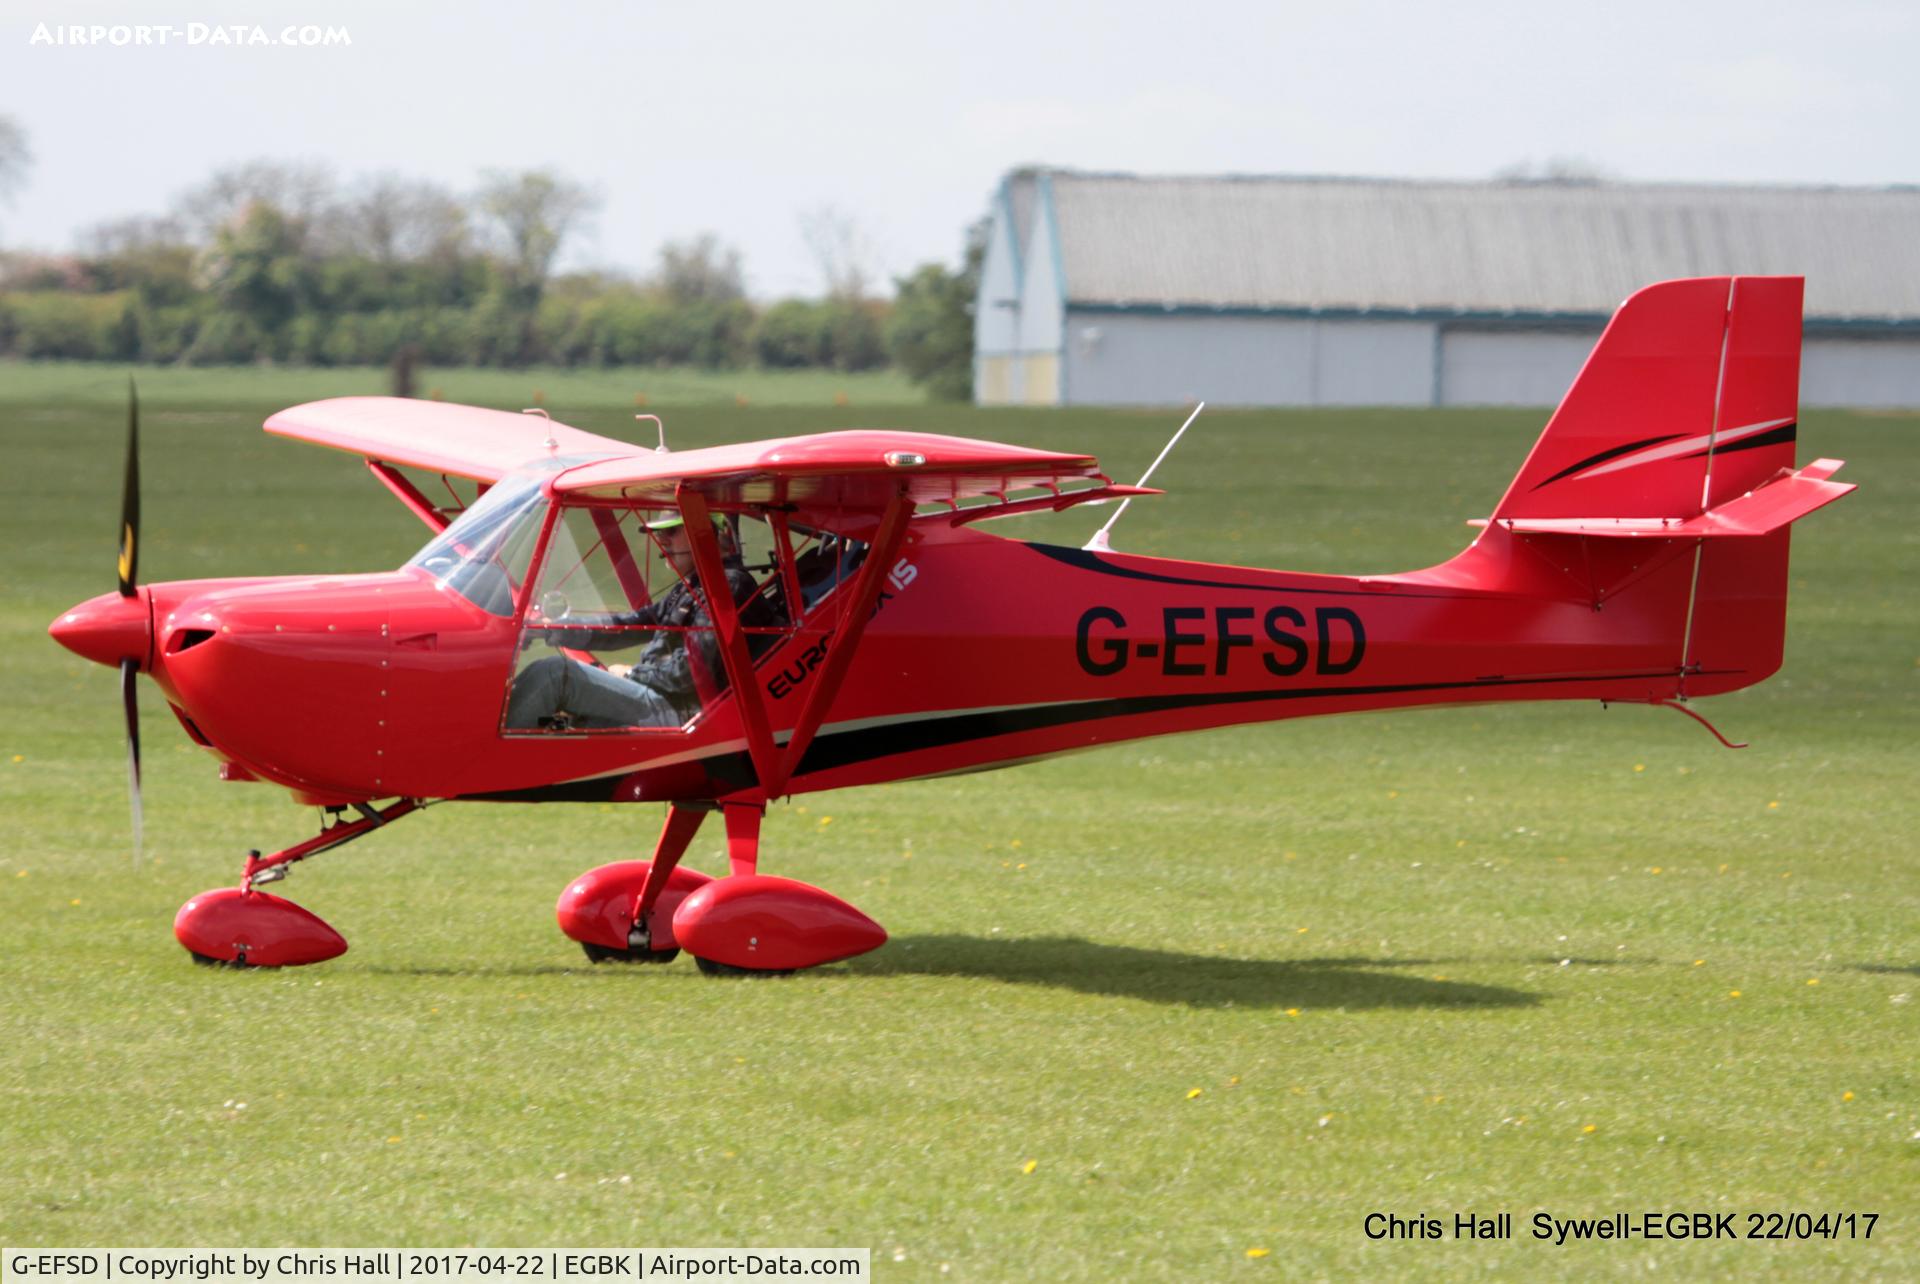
173, 799, 422, 967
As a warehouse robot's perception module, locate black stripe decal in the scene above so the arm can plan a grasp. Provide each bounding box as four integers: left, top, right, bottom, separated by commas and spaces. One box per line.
786, 671, 1719, 777
1531, 433, 1687, 490
469, 668, 1733, 802
1680, 421, 1797, 461
1022, 543, 1469, 600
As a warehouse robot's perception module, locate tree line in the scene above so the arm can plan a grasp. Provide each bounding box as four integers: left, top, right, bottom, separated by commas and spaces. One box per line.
0, 145, 977, 399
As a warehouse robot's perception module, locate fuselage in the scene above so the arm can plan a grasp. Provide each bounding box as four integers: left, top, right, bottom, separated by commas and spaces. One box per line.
56, 515, 1723, 809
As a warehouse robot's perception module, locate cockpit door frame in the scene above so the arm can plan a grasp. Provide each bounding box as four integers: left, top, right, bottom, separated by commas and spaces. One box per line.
674, 482, 913, 800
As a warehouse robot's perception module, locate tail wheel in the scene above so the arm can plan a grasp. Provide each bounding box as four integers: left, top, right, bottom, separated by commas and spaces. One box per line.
580, 941, 680, 965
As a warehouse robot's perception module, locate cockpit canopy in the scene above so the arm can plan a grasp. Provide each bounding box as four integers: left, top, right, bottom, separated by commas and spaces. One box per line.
408, 466, 871, 734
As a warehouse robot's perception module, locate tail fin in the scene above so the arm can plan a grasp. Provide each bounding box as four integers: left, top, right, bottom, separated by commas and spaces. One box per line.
1473, 276, 1852, 700
1493, 276, 1803, 523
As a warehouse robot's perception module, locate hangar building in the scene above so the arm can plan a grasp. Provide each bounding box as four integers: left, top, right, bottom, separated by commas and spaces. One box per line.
973, 169, 1920, 408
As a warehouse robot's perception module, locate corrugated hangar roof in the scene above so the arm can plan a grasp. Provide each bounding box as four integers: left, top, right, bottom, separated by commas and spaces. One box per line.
1039, 171, 1920, 321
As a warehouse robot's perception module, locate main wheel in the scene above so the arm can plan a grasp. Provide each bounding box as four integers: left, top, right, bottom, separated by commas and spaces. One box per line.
581, 941, 680, 964
693, 954, 795, 979
189, 950, 254, 969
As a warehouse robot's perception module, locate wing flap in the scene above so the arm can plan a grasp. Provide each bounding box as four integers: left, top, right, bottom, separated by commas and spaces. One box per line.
265, 397, 639, 483
551, 429, 1103, 508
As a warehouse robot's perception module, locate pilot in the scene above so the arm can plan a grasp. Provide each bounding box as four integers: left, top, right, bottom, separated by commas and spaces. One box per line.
504, 514, 761, 730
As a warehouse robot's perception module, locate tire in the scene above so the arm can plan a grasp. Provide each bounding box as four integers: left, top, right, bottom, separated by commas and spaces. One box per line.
581, 940, 680, 965
693, 954, 795, 978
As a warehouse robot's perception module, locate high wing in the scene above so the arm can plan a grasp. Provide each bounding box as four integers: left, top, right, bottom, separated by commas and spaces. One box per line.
266, 396, 640, 481
551, 429, 1109, 512
266, 397, 642, 531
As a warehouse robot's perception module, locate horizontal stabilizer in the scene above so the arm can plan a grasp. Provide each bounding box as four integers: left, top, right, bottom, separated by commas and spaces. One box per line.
1483, 460, 1853, 539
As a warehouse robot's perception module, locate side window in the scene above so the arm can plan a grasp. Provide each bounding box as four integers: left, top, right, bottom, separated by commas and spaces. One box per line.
790, 527, 869, 613
501, 505, 804, 734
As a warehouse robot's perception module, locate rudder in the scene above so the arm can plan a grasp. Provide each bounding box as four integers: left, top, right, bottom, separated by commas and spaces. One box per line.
1475, 276, 1837, 700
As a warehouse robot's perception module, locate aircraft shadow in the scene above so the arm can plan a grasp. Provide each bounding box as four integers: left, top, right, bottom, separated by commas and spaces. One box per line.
846, 934, 1539, 1011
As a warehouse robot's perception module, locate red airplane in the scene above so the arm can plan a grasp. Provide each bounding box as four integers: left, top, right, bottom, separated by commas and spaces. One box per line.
49, 275, 1854, 975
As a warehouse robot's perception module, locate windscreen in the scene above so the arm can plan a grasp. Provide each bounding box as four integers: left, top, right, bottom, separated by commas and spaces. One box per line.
406, 471, 550, 615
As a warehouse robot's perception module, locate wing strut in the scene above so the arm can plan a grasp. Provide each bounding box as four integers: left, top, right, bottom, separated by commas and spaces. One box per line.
367, 460, 452, 532
676, 486, 911, 801
770, 491, 912, 797
676, 486, 783, 797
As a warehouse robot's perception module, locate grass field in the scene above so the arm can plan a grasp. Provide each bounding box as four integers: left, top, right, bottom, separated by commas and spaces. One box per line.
2, 364, 1915, 1278
0, 360, 924, 412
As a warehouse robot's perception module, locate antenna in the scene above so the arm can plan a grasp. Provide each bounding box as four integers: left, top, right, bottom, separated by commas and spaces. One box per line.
521, 407, 557, 452
1084, 400, 1204, 552
637, 413, 668, 454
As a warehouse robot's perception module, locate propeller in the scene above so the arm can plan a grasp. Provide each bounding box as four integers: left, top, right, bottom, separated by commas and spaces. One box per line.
120, 381, 143, 863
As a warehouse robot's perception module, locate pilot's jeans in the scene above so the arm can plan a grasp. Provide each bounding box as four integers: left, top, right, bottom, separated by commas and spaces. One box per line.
504, 656, 683, 729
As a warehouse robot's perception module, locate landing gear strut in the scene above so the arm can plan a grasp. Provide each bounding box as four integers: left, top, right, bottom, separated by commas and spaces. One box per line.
173, 798, 422, 967
555, 800, 887, 976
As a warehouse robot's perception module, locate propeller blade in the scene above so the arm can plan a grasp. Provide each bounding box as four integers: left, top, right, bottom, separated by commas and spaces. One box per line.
121, 660, 144, 859
122, 656, 144, 864
118, 380, 140, 598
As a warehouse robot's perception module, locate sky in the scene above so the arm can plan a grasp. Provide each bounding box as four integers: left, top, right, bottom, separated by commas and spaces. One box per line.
2, 0, 1916, 298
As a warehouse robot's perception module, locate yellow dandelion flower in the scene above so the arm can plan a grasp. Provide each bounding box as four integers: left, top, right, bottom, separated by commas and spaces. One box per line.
1633, 763, 1645, 773
1650, 866, 1663, 875
1296, 926, 1309, 934
819, 816, 833, 827
1228, 1076, 1241, 1086
1186, 1088, 1204, 1100
1285, 1008, 1301, 1017
1582, 1124, 1597, 1134
69, 898, 80, 907
1806, 978, 1820, 986
1729, 990, 1742, 998
1693, 959, 1705, 966
1842, 1091, 1855, 1102
1767, 800, 1780, 809
386, 1136, 401, 1144
9, 754, 22, 763
1021, 1159, 1037, 1175
1246, 1248, 1271, 1259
